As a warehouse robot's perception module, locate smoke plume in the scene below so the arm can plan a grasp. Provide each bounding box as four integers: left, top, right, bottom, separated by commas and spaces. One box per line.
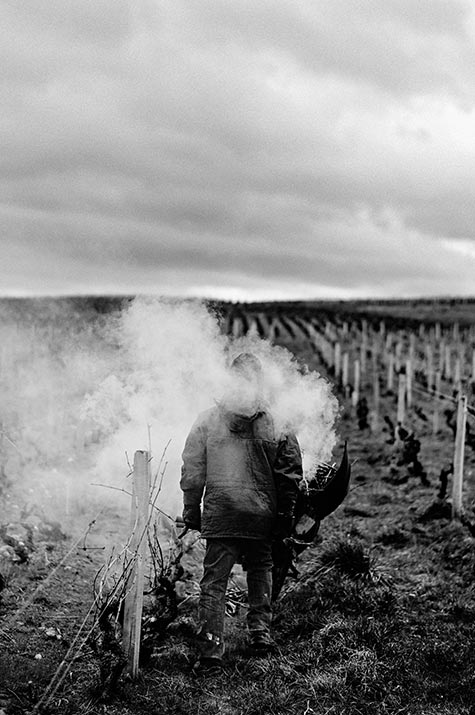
85, 298, 340, 519
0, 298, 340, 527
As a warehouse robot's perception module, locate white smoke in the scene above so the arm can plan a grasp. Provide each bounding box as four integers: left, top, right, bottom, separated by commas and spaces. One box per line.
0, 299, 122, 522
0, 297, 340, 527
84, 298, 340, 519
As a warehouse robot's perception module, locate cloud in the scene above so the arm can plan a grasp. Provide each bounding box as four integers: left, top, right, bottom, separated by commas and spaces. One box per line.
180, 0, 475, 100
1, 0, 475, 298
2, 200, 474, 300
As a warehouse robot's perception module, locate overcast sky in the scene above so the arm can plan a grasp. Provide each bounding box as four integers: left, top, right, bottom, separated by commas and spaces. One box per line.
2, 0, 475, 301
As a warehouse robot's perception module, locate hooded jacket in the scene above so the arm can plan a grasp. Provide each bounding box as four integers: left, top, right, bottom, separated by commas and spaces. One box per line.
180, 404, 303, 539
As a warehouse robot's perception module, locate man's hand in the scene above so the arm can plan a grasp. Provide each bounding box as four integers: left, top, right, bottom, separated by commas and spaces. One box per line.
272, 512, 294, 540
182, 505, 201, 531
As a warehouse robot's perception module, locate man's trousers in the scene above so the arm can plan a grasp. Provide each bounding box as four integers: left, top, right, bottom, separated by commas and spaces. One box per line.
197, 537, 273, 660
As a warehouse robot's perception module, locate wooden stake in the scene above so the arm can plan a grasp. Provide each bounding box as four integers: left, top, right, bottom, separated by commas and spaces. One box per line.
123, 450, 151, 678
370, 337, 379, 377
405, 359, 412, 409
351, 359, 360, 407
444, 345, 451, 381
248, 318, 259, 338
360, 341, 367, 376
433, 371, 441, 435
395, 341, 402, 373
454, 358, 461, 393
334, 342, 342, 381
361, 319, 368, 336
387, 352, 395, 392
452, 395, 467, 519
360, 327, 368, 376
426, 344, 434, 391
439, 339, 445, 373
371, 368, 380, 433
397, 373, 406, 426
232, 316, 243, 338
342, 352, 349, 395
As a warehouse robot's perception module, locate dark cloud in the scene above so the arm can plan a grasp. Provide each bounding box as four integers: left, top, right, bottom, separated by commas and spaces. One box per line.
2, 199, 473, 299
1, 0, 475, 298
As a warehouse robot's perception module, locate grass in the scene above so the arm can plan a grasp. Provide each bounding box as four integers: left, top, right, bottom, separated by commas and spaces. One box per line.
3, 470, 475, 715
52, 517, 472, 715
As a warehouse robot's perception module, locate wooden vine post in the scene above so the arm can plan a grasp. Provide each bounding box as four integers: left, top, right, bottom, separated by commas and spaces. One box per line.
342, 352, 349, 397
360, 321, 368, 376
409, 333, 416, 363
444, 345, 451, 381
454, 358, 461, 394
395, 340, 402, 372
433, 371, 441, 435
351, 359, 360, 407
334, 341, 342, 383
123, 450, 151, 678
405, 359, 413, 409
439, 339, 445, 374
371, 363, 380, 433
452, 395, 467, 519
426, 344, 434, 392
387, 352, 395, 392
396, 372, 406, 427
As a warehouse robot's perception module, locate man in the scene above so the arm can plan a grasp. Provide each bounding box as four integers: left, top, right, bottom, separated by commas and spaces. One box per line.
180, 352, 303, 672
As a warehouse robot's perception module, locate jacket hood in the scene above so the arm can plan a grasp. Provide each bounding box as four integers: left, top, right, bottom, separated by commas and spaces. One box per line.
215, 401, 265, 434
227, 410, 263, 434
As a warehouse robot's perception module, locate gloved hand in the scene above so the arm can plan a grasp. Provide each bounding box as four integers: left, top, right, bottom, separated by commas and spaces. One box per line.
182, 505, 201, 531
272, 512, 294, 540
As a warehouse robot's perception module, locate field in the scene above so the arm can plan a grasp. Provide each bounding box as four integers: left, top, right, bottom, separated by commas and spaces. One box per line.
1, 296, 475, 715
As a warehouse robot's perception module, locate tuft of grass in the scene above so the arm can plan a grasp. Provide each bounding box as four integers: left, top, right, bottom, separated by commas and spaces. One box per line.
319, 537, 376, 581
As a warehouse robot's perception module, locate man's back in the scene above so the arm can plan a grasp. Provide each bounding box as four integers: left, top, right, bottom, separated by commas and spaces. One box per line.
181, 405, 281, 539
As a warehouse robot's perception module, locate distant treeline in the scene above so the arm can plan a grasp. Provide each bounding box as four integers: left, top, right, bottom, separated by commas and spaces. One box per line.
1, 294, 474, 328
